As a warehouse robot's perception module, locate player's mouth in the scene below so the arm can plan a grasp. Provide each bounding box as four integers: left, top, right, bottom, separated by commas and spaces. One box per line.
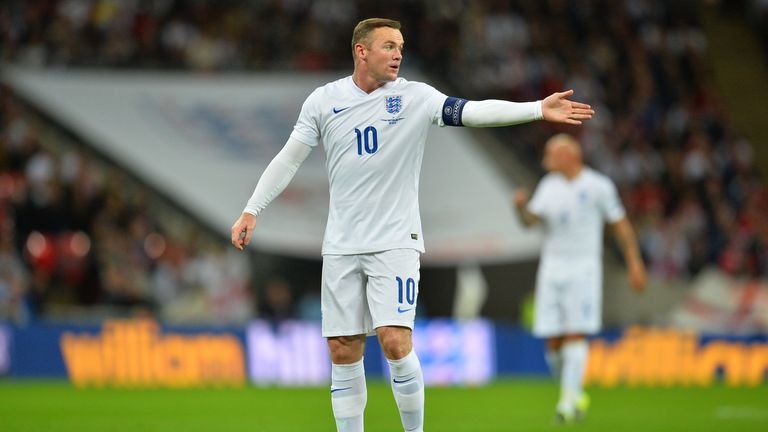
389, 64, 400, 72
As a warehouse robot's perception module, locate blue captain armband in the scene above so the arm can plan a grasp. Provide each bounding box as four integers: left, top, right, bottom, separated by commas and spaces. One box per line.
442, 97, 468, 127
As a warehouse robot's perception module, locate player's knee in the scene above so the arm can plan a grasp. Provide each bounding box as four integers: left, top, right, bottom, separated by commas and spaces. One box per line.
377, 327, 412, 360
563, 333, 586, 343
327, 335, 365, 363
383, 343, 410, 360
547, 337, 565, 351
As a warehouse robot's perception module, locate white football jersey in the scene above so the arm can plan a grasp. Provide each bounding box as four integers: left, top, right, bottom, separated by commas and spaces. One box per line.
290, 76, 451, 255
528, 167, 625, 263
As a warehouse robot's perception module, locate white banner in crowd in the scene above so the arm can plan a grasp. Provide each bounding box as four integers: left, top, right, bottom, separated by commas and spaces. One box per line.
3, 67, 540, 264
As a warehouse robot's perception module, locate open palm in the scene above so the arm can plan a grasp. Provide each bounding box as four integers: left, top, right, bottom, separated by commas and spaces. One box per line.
542, 90, 594, 125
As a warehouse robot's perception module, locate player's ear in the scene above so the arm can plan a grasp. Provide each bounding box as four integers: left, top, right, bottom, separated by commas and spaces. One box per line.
355, 43, 367, 61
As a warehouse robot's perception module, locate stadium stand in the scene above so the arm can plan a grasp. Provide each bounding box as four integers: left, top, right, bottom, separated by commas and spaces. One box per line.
0, 85, 255, 324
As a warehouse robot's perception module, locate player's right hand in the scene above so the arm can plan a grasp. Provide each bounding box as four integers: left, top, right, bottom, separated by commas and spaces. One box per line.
513, 188, 529, 208
230, 212, 257, 251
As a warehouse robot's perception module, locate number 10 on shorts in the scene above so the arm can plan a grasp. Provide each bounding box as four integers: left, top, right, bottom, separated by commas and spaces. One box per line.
396, 276, 416, 306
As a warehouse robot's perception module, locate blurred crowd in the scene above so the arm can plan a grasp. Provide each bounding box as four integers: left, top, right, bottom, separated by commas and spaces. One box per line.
748, 0, 768, 62
1, 0, 767, 323
420, 1, 768, 281
0, 87, 256, 324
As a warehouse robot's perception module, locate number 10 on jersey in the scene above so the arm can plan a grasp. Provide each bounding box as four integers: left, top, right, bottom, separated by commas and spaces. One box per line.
355, 126, 378, 155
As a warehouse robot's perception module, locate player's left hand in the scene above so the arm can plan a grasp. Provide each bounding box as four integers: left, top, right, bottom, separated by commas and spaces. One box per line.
542, 90, 595, 125
628, 261, 647, 293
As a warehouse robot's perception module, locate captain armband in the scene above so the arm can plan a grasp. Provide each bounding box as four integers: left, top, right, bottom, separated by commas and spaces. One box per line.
441, 97, 469, 127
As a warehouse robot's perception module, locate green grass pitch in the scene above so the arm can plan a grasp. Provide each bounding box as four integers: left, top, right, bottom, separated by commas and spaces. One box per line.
0, 379, 766, 431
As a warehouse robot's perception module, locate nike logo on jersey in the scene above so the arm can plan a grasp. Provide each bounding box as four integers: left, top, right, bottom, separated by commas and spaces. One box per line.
332, 107, 349, 114
330, 387, 351, 393
392, 377, 415, 384
397, 306, 414, 314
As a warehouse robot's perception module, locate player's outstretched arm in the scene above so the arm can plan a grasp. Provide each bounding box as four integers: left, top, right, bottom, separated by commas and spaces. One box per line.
541, 90, 594, 125
230, 137, 312, 251
455, 89, 593, 128
610, 217, 647, 292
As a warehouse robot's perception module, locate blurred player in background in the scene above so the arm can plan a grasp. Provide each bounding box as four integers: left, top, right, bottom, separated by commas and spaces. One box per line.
514, 133, 647, 423
231, 18, 594, 432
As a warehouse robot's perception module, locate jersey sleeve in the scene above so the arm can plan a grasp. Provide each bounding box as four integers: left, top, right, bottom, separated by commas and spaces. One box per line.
242, 137, 313, 216
600, 178, 626, 223
289, 88, 322, 147
416, 83, 451, 126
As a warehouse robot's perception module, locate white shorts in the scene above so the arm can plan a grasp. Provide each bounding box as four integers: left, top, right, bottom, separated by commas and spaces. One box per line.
533, 258, 602, 338
321, 249, 420, 338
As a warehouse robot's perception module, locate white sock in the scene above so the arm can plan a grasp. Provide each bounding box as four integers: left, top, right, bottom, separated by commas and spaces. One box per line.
558, 340, 589, 414
331, 359, 367, 432
387, 350, 425, 432
545, 349, 563, 379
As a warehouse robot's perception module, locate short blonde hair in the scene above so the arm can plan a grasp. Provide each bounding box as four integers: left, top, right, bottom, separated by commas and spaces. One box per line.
351, 18, 401, 58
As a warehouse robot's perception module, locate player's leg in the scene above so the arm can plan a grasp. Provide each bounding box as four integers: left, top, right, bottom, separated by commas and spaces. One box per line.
322, 254, 373, 432
545, 336, 565, 378
558, 260, 600, 422
364, 249, 424, 432
328, 335, 367, 432
556, 333, 589, 422
378, 326, 423, 432
560, 334, 590, 421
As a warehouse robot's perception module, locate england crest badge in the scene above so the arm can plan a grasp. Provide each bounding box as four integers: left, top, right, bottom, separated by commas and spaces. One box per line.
385, 95, 403, 114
